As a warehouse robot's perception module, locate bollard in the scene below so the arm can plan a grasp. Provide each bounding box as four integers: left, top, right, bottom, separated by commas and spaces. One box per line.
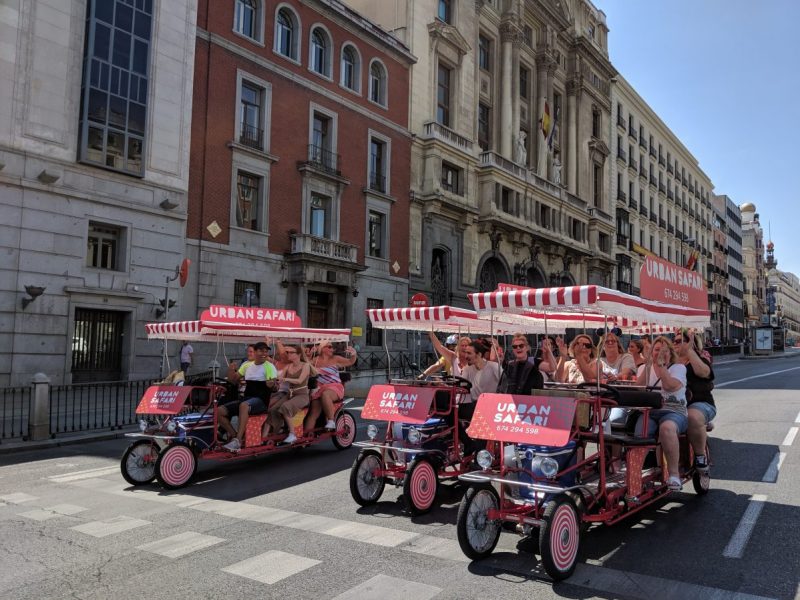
30, 372, 51, 441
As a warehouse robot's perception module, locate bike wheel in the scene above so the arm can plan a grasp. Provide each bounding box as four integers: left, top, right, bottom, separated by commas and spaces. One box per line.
155, 443, 198, 490
456, 484, 501, 559
403, 457, 438, 515
332, 410, 356, 450
692, 442, 711, 495
349, 451, 385, 506
539, 495, 581, 581
120, 440, 158, 486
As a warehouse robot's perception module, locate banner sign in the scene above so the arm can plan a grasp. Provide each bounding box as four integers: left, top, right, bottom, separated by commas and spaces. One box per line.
466, 393, 576, 445
360, 384, 436, 424
639, 255, 708, 310
136, 386, 192, 415
200, 305, 301, 328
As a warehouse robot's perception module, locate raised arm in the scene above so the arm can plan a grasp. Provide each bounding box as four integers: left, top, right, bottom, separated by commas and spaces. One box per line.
333, 345, 358, 368
429, 331, 455, 361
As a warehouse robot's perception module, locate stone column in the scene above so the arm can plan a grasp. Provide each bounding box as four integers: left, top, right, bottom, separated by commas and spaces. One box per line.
30, 372, 51, 441
567, 82, 578, 195
535, 63, 548, 175
499, 22, 516, 158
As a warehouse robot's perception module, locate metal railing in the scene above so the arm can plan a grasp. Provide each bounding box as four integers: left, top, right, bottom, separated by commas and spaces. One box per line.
0, 386, 31, 442
239, 122, 264, 148
369, 172, 386, 193
307, 144, 340, 175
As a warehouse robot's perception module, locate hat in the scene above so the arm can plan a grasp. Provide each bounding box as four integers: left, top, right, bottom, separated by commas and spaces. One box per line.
445, 334, 458, 345
253, 341, 269, 351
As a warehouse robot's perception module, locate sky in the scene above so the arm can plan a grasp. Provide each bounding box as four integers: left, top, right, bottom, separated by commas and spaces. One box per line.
593, 0, 800, 275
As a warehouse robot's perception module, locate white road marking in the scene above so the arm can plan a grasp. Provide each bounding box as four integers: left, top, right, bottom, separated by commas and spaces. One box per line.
403, 535, 471, 563
723, 495, 768, 559
137, 531, 225, 558
715, 366, 800, 388
19, 509, 61, 522
781, 427, 798, 447
222, 550, 320, 584
332, 574, 441, 600
71, 516, 151, 538
0, 492, 38, 504
762, 452, 786, 483
47, 465, 120, 483
18, 504, 87, 522
795, 410, 800, 423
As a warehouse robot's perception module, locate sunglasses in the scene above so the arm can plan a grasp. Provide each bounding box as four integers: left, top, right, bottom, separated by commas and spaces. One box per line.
577, 342, 593, 349
285, 349, 298, 354
673, 338, 685, 344
511, 343, 527, 349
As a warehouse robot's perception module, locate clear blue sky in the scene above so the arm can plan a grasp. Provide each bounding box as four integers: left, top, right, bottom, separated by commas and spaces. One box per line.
594, 0, 800, 275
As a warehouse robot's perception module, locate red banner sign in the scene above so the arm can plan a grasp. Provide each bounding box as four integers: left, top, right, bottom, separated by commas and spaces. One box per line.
639, 255, 708, 310
200, 305, 301, 328
360, 384, 436, 424
410, 293, 430, 308
466, 393, 576, 446
136, 386, 192, 415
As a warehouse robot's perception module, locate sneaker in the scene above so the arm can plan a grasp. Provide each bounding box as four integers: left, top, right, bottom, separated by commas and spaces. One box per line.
223, 438, 241, 452
693, 455, 710, 473
282, 432, 297, 445
324, 419, 337, 431
667, 476, 682, 491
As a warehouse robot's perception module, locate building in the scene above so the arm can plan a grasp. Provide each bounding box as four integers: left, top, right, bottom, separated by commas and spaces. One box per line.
187, 0, 415, 352
0, 0, 198, 385
708, 201, 728, 341
741, 202, 766, 338
609, 76, 714, 297
767, 264, 800, 345
714, 194, 744, 342
344, 0, 618, 305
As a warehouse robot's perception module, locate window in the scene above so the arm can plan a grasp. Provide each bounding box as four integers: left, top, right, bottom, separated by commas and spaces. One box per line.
235, 171, 261, 230
309, 111, 336, 172
368, 60, 387, 106
365, 298, 384, 346
79, 0, 153, 176
340, 44, 359, 91
436, 64, 451, 127
368, 211, 385, 258
519, 66, 529, 99
234, 0, 260, 41
478, 35, 491, 70
437, 0, 452, 23
309, 193, 331, 238
442, 161, 462, 195
275, 7, 298, 60
593, 164, 602, 208
477, 103, 490, 150
591, 106, 601, 138
86, 223, 122, 270
239, 82, 262, 148
234, 280, 261, 307
369, 137, 387, 193
310, 27, 330, 77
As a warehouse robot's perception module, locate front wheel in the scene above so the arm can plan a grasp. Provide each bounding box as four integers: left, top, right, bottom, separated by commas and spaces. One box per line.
332, 410, 356, 450
403, 457, 439, 515
350, 451, 385, 506
457, 484, 501, 559
692, 442, 711, 495
120, 440, 158, 485
155, 443, 198, 490
539, 495, 581, 581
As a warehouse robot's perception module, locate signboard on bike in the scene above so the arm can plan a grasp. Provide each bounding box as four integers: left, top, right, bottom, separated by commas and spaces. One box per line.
467, 393, 576, 446
136, 386, 192, 415
639, 255, 708, 310
361, 384, 436, 424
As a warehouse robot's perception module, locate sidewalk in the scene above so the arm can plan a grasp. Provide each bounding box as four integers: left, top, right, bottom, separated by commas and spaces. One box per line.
0, 427, 136, 455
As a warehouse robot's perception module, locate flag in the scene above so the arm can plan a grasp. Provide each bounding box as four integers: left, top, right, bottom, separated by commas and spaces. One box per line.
547, 105, 559, 151
685, 249, 699, 271
540, 101, 551, 140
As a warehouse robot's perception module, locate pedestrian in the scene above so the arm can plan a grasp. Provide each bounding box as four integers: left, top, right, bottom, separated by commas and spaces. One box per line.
180, 340, 193, 374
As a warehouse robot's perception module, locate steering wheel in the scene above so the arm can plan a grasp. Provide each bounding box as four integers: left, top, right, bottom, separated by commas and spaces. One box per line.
452, 376, 473, 391
576, 381, 621, 402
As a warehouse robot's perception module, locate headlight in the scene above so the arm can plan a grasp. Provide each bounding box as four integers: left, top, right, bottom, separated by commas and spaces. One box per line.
139, 419, 147, 432
532, 456, 560, 479
367, 424, 378, 440
407, 427, 421, 444
166, 421, 177, 433
476, 449, 493, 470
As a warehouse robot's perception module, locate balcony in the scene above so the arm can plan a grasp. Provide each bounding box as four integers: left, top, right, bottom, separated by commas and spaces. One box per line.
639, 135, 647, 148
306, 144, 340, 175
649, 175, 658, 187
617, 148, 627, 161
668, 223, 675, 234
479, 150, 527, 180
629, 126, 637, 139
617, 233, 629, 247
676, 229, 683, 239
639, 166, 647, 179
629, 197, 638, 210
629, 157, 637, 170
688, 182, 695, 193
617, 115, 626, 128
289, 233, 358, 263
421, 121, 473, 153
640, 205, 648, 217
659, 182, 666, 194
649, 213, 657, 224
617, 190, 627, 202
587, 206, 613, 224
649, 146, 657, 158
667, 189, 674, 200
667, 163, 674, 174
658, 155, 665, 167
239, 122, 264, 149
659, 217, 666, 229
368, 172, 386, 194
689, 208, 695, 218
675, 172, 681, 183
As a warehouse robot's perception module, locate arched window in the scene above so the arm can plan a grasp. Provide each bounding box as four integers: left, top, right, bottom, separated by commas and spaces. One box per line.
275, 7, 298, 60
478, 257, 509, 292
234, 0, 259, 41
310, 27, 330, 76
431, 249, 451, 306
341, 45, 360, 91
369, 60, 387, 106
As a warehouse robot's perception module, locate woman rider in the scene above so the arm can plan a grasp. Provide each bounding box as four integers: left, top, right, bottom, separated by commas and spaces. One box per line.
598, 331, 636, 381
627, 339, 647, 369
554, 334, 599, 384
674, 330, 715, 473
304, 340, 357, 434
266, 344, 312, 445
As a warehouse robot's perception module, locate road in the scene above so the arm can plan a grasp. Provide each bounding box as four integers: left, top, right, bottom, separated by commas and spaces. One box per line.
1, 354, 798, 599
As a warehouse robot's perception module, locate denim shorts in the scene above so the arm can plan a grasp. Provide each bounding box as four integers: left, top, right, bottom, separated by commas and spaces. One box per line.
688, 401, 716, 425
636, 409, 688, 437
242, 396, 267, 415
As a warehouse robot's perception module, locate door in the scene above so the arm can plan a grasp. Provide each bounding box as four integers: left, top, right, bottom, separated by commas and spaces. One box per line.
71, 308, 125, 382
307, 291, 330, 328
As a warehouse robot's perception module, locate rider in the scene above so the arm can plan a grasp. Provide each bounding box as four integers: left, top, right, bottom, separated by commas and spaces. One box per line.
266, 344, 312, 445
501, 333, 554, 394
304, 340, 357, 434
220, 342, 278, 451
427, 332, 471, 377
634, 336, 688, 491
459, 339, 501, 452
554, 334, 598, 383
598, 331, 636, 381
419, 333, 459, 378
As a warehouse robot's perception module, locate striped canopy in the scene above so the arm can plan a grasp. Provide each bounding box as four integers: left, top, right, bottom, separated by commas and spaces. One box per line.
366, 305, 565, 334
145, 320, 350, 343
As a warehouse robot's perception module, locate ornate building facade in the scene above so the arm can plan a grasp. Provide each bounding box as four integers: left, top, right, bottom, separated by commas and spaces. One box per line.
741, 202, 766, 335
345, 0, 618, 306
713, 194, 744, 342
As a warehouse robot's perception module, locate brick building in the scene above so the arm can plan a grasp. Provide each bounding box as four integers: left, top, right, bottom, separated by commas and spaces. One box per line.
187, 0, 415, 346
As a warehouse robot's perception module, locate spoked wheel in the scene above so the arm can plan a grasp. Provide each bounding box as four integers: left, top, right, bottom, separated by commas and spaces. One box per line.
155, 443, 198, 490
120, 440, 158, 486
332, 410, 356, 450
403, 457, 439, 516
539, 495, 581, 581
692, 442, 711, 496
349, 451, 385, 506
457, 484, 501, 559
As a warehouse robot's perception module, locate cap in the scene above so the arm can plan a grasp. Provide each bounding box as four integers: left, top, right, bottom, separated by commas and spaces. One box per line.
445, 334, 458, 345
253, 341, 269, 351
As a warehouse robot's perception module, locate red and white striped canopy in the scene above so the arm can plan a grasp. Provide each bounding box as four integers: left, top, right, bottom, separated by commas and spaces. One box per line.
145, 321, 203, 340
366, 305, 565, 334
470, 285, 710, 329
145, 320, 350, 343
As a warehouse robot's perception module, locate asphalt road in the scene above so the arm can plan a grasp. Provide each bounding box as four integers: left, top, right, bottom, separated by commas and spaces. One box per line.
1, 353, 798, 600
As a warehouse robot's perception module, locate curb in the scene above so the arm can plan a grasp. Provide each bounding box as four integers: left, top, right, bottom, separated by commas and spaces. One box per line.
0, 428, 135, 455
738, 352, 800, 361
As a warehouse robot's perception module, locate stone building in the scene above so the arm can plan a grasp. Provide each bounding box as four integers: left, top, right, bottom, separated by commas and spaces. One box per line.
709, 201, 729, 341
0, 0, 197, 385
186, 0, 415, 352
713, 194, 744, 342
768, 265, 800, 345
609, 75, 713, 297
344, 0, 618, 305
741, 202, 766, 336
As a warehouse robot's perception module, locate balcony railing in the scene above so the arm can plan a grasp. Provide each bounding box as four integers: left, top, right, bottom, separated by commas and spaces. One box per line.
369, 172, 386, 193
617, 115, 626, 128
289, 233, 358, 263
629, 157, 637, 170
629, 125, 636, 138
239, 122, 264, 149
640, 205, 648, 217
649, 175, 657, 187
422, 121, 473, 152
629, 197, 638, 210
307, 144, 340, 175
667, 189, 674, 200
668, 224, 675, 234
617, 190, 627, 202
649, 213, 657, 224
659, 217, 666, 229
659, 182, 666, 194
667, 163, 674, 174
650, 147, 657, 158
587, 206, 613, 223
639, 135, 647, 147
658, 155, 665, 167
479, 150, 527, 180
617, 233, 629, 247
639, 167, 647, 179
617, 148, 627, 161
